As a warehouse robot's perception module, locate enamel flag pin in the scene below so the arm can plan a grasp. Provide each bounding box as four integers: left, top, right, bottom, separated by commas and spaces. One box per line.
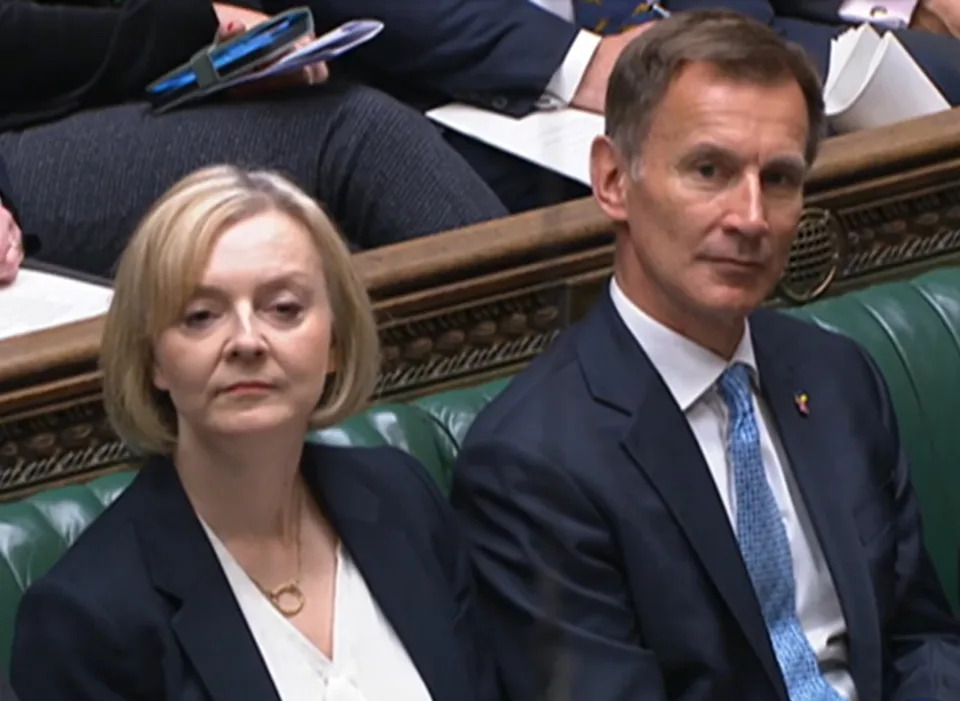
794, 392, 810, 417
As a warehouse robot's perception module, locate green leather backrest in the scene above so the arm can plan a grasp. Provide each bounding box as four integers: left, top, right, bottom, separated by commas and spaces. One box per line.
3, 271, 960, 670
787, 268, 960, 612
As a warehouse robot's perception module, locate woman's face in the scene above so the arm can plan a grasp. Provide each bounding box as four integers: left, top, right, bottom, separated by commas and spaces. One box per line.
152, 210, 333, 442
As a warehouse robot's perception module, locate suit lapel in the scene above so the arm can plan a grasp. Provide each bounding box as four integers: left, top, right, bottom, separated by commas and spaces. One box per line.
133, 460, 281, 701
621, 371, 789, 697
578, 298, 788, 698
752, 318, 882, 701
303, 445, 469, 701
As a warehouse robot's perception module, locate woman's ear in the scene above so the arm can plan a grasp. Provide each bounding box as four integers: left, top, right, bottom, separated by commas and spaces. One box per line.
152, 361, 170, 392
590, 135, 630, 223
326, 333, 337, 376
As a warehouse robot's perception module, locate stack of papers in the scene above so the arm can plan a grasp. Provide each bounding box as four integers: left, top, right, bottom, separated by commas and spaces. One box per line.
429, 24, 950, 182
824, 23, 949, 133
0, 269, 112, 341
428, 103, 601, 186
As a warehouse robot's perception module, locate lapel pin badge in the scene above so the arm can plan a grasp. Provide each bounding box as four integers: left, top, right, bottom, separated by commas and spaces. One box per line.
794, 392, 810, 417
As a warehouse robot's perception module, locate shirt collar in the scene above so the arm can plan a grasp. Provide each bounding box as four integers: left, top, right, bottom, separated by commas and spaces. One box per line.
608, 278, 758, 411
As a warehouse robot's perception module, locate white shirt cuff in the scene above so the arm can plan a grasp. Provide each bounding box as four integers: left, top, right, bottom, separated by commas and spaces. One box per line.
539, 30, 602, 109
838, 0, 918, 28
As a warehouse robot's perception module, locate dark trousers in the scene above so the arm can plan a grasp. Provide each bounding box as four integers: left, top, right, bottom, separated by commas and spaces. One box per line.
0, 82, 507, 277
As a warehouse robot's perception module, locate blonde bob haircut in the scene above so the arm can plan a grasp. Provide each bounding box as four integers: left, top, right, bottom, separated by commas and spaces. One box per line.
101, 165, 380, 455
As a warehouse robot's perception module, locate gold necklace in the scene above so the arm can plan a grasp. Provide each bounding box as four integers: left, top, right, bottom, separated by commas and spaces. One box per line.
255, 496, 305, 618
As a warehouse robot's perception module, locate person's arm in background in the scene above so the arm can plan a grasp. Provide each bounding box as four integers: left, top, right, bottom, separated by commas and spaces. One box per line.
0, 0, 218, 129
0, 154, 26, 286
263, 0, 651, 116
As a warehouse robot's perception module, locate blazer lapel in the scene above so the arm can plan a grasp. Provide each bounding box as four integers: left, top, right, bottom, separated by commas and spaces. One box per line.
578, 298, 788, 698
303, 445, 469, 701
752, 320, 882, 701
132, 460, 281, 701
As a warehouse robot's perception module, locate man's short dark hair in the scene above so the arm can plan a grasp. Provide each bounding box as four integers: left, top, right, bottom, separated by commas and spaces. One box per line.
605, 10, 825, 166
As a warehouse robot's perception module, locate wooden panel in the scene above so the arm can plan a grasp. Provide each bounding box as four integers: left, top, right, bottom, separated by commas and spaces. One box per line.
4, 108, 960, 497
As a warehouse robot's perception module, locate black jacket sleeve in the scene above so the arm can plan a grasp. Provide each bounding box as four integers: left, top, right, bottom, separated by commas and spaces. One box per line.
0, 0, 219, 131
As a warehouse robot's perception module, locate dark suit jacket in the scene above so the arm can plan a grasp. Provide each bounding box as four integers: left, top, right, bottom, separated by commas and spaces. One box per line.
0, 0, 217, 132
264, 0, 960, 117
0, 674, 16, 701
693, 0, 960, 102
262, 0, 579, 116
452, 290, 960, 700
11, 444, 499, 701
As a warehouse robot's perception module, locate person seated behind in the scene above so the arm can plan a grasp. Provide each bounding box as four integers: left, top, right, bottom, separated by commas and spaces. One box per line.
452, 11, 960, 700
0, 0, 506, 279
260, 0, 960, 213
11, 166, 500, 701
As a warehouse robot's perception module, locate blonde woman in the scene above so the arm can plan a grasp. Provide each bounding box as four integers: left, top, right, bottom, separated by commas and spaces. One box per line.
11, 166, 500, 701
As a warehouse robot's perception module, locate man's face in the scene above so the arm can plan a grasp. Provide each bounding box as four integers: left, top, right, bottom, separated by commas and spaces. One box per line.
592, 61, 810, 348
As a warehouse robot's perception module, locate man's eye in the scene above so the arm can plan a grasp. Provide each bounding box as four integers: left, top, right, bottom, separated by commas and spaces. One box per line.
696, 163, 718, 179
763, 170, 800, 189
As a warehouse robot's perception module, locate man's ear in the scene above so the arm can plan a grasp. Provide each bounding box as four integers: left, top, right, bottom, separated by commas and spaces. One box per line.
590, 135, 630, 223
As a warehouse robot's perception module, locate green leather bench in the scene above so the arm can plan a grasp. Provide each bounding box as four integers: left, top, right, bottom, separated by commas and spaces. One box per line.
3, 268, 960, 671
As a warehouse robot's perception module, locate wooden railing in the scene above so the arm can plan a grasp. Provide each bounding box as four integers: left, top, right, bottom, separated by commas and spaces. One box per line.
4, 107, 960, 497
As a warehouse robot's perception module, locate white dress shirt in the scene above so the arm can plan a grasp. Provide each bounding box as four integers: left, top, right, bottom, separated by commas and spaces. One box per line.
529, 0, 919, 107
609, 279, 856, 699
529, 0, 602, 106
201, 522, 433, 701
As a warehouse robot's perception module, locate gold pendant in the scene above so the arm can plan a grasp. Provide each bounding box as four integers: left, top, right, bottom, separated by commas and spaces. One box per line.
265, 581, 306, 617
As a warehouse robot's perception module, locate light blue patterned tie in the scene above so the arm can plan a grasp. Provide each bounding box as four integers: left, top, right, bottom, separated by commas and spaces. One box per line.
718, 364, 844, 701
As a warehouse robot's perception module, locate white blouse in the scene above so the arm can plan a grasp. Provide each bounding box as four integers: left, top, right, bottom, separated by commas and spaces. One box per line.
201, 521, 433, 701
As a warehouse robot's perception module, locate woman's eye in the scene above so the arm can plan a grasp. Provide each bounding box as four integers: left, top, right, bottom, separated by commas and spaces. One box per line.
271, 301, 303, 321
182, 309, 215, 329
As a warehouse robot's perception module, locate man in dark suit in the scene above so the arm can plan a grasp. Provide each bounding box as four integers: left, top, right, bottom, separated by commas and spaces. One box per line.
263, 0, 960, 212
452, 10, 960, 700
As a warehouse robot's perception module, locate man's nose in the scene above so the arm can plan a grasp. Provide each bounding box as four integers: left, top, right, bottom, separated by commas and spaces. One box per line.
725, 173, 770, 238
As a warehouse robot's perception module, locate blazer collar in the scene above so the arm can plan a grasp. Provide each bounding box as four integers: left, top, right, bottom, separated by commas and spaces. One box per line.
576, 297, 788, 697
303, 444, 471, 701
133, 444, 468, 701
132, 456, 281, 701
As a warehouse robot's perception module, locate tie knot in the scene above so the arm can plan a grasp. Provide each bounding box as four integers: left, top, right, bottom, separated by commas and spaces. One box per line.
718, 362, 753, 415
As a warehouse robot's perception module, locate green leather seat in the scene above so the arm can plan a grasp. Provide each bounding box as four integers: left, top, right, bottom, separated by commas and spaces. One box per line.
788, 268, 960, 614
3, 271, 960, 671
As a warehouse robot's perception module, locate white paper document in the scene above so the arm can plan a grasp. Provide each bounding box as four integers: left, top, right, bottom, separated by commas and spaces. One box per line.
229, 19, 384, 88
825, 23, 949, 132
428, 103, 603, 186
430, 24, 950, 180
0, 269, 113, 341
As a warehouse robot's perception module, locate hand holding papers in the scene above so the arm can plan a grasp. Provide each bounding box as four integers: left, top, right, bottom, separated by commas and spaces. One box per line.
227, 20, 384, 90
429, 22, 952, 185
147, 14, 384, 113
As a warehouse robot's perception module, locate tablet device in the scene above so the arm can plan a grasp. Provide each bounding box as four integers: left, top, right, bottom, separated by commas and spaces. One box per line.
145, 7, 314, 110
